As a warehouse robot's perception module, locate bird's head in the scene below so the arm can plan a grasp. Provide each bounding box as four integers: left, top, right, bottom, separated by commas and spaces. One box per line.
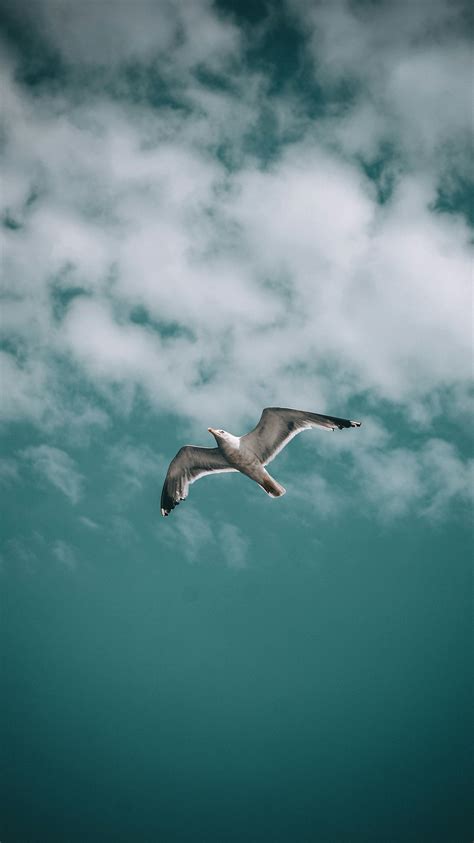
208, 427, 229, 443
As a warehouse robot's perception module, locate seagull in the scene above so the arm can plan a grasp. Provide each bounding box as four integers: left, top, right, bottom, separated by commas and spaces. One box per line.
160, 407, 361, 516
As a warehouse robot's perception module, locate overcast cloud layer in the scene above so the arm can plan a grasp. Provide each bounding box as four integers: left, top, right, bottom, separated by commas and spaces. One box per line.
0, 0, 472, 526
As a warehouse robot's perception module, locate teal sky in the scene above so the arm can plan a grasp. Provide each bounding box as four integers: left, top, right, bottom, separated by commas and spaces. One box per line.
1, 1, 472, 841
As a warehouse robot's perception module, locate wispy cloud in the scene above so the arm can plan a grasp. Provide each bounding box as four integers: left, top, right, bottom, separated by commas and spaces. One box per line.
52, 539, 77, 570
418, 439, 473, 520
286, 472, 340, 519
218, 522, 249, 570
351, 436, 473, 521
20, 445, 84, 503
170, 507, 215, 564
283, 425, 473, 523
106, 441, 167, 506
161, 505, 249, 569
78, 515, 100, 530
351, 446, 424, 519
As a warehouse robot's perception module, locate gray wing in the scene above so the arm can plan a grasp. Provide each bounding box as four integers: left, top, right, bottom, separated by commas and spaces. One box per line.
241, 407, 361, 465
161, 446, 237, 516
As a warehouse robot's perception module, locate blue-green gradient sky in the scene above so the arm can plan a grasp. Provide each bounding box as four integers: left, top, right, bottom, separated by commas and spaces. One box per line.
1, 1, 472, 841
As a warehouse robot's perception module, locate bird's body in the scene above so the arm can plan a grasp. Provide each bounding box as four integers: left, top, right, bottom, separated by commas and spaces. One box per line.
214, 431, 285, 497
160, 407, 361, 516
218, 430, 285, 497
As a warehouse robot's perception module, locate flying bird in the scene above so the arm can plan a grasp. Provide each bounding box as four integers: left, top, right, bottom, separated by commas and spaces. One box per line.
160, 407, 361, 516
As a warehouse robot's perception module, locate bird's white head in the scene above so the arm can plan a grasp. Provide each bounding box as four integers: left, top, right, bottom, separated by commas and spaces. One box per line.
208, 428, 240, 448
208, 427, 228, 442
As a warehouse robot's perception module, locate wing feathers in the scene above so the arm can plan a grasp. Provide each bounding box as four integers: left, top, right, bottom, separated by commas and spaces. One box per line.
160, 446, 236, 516
241, 407, 361, 464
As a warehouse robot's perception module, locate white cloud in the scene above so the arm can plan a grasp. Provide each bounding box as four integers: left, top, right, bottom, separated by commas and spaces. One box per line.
419, 438, 474, 519
1, 0, 471, 526
287, 0, 471, 173
63, 298, 164, 390
351, 446, 424, 519
28, 0, 241, 72
20, 444, 84, 503
2, 25, 470, 433
352, 437, 473, 522
0, 353, 51, 425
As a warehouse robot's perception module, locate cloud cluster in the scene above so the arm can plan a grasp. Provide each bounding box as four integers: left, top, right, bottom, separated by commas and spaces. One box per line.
21, 0, 241, 71
352, 437, 473, 520
1, 0, 471, 526
288, 0, 472, 172
283, 417, 473, 521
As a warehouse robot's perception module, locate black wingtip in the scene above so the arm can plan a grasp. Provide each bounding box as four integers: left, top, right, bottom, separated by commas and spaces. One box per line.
160, 486, 177, 516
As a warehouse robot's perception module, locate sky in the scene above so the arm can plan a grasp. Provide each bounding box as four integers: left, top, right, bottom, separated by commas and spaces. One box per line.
0, 0, 472, 840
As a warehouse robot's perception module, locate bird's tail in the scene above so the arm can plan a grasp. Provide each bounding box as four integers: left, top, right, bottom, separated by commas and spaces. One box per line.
260, 473, 286, 498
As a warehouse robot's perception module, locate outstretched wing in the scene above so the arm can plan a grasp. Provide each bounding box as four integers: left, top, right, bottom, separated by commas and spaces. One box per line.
241, 407, 361, 465
160, 446, 237, 516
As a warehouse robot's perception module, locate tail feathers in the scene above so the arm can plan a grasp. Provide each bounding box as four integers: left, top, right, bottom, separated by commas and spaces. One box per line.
260, 474, 286, 497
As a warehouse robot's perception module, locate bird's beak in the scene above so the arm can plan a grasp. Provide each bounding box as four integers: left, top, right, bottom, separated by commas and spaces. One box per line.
208, 427, 215, 434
